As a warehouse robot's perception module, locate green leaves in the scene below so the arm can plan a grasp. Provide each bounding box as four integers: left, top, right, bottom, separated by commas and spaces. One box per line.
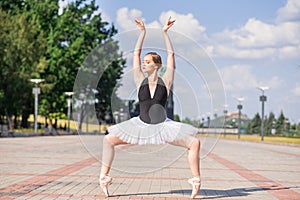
0, 8, 46, 119
0, 0, 125, 129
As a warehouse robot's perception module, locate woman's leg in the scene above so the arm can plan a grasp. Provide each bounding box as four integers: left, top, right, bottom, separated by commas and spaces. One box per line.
169, 135, 201, 198
101, 133, 128, 175
169, 136, 200, 177
99, 133, 128, 197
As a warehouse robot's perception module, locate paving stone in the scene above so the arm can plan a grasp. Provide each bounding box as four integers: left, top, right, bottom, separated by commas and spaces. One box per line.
0, 135, 299, 199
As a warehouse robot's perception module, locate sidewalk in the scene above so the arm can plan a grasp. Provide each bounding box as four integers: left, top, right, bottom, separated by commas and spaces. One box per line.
0, 135, 299, 199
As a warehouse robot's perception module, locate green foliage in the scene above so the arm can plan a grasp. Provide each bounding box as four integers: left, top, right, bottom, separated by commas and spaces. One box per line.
182, 117, 200, 127
49, 112, 66, 120
39, 0, 121, 120
0, 0, 25, 13
245, 111, 296, 137
0, 0, 125, 129
173, 114, 181, 122
275, 111, 286, 135
264, 112, 275, 135
0, 8, 46, 120
246, 113, 261, 134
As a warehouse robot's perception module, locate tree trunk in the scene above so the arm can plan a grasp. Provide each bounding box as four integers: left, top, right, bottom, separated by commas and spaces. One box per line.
14, 114, 18, 129
21, 109, 29, 128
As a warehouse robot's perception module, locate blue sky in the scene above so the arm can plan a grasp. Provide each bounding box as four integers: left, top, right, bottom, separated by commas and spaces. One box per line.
61, 0, 300, 123
99, 0, 286, 33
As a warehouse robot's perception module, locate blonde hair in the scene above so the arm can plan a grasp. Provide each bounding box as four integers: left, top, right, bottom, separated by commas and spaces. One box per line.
146, 52, 162, 68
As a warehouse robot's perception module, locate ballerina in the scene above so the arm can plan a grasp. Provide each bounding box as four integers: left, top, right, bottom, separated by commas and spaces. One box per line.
99, 16, 201, 199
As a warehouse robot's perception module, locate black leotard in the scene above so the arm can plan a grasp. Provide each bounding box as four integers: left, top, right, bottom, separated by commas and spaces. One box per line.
138, 77, 168, 124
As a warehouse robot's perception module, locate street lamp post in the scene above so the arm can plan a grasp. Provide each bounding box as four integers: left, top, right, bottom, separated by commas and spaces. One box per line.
65, 92, 74, 133
206, 112, 211, 129
235, 97, 244, 139
223, 104, 228, 137
113, 111, 120, 124
201, 116, 205, 127
257, 86, 269, 141
30, 79, 44, 134
237, 104, 243, 139
223, 110, 228, 137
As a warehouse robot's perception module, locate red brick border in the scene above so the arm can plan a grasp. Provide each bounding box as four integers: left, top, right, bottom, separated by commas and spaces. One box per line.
0, 157, 98, 199
209, 153, 300, 200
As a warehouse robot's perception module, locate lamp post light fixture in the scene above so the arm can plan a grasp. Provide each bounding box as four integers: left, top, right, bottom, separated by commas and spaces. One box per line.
223, 104, 228, 137
257, 86, 269, 141
235, 97, 244, 139
297, 119, 300, 135
113, 111, 120, 124
206, 112, 211, 128
30, 79, 45, 134
64, 92, 74, 133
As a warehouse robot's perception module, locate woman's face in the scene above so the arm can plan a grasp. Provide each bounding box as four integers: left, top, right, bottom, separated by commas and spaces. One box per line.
142, 54, 157, 73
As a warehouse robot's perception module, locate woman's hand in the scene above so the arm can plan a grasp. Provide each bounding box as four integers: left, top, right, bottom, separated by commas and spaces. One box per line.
135, 19, 145, 31
163, 16, 175, 32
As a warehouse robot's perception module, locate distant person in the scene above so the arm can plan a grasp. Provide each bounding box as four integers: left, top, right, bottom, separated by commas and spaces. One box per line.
99, 17, 201, 199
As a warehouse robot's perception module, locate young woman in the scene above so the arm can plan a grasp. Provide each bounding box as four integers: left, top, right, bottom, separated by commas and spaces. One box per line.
99, 17, 201, 199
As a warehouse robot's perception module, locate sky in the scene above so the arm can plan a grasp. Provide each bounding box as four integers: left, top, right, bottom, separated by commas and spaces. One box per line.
61, 0, 300, 123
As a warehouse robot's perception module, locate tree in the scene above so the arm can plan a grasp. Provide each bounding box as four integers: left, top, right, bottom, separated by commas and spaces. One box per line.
264, 112, 275, 136
73, 37, 125, 131
174, 114, 181, 122
0, 8, 46, 129
245, 123, 251, 134
40, 0, 123, 131
275, 111, 285, 135
247, 113, 261, 134
182, 117, 200, 127
0, 0, 125, 132
0, 0, 57, 128
0, 1, 24, 13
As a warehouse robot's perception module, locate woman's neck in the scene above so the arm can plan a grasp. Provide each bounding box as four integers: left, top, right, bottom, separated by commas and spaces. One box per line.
147, 71, 158, 82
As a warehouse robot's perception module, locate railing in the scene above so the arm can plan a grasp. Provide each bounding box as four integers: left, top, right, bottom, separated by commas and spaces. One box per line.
198, 128, 238, 134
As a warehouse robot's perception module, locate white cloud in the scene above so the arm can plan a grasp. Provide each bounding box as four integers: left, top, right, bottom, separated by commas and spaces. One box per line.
116, 7, 143, 31
292, 83, 300, 96
220, 65, 284, 92
277, 0, 300, 22
146, 21, 161, 29
278, 44, 300, 59
210, 18, 300, 59
58, 0, 69, 15
263, 76, 284, 90
159, 11, 206, 39
219, 64, 258, 91
210, 44, 276, 59
208, 0, 300, 60
228, 19, 299, 48
114, 7, 210, 68
116, 8, 207, 40
115, 2, 300, 61
93, 8, 111, 22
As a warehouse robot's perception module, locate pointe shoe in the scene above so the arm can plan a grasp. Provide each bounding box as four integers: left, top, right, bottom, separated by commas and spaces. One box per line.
99, 174, 112, 197
188, 177, 201, 199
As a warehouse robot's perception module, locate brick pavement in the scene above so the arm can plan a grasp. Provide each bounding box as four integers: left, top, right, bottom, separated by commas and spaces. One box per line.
0, 135, 299, 200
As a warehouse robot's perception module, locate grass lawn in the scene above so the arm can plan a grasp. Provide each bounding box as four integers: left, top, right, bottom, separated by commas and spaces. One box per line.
219, 134, 300, 145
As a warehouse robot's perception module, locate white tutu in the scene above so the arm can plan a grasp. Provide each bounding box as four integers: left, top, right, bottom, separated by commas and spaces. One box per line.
107, 117, 199, 145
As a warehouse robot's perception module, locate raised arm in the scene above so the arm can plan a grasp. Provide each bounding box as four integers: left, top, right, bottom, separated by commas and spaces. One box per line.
162, 16, 175, 92
133, 19, 146, 88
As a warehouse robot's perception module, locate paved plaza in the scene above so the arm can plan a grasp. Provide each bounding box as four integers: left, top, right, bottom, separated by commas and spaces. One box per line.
0, 134, 299, 200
